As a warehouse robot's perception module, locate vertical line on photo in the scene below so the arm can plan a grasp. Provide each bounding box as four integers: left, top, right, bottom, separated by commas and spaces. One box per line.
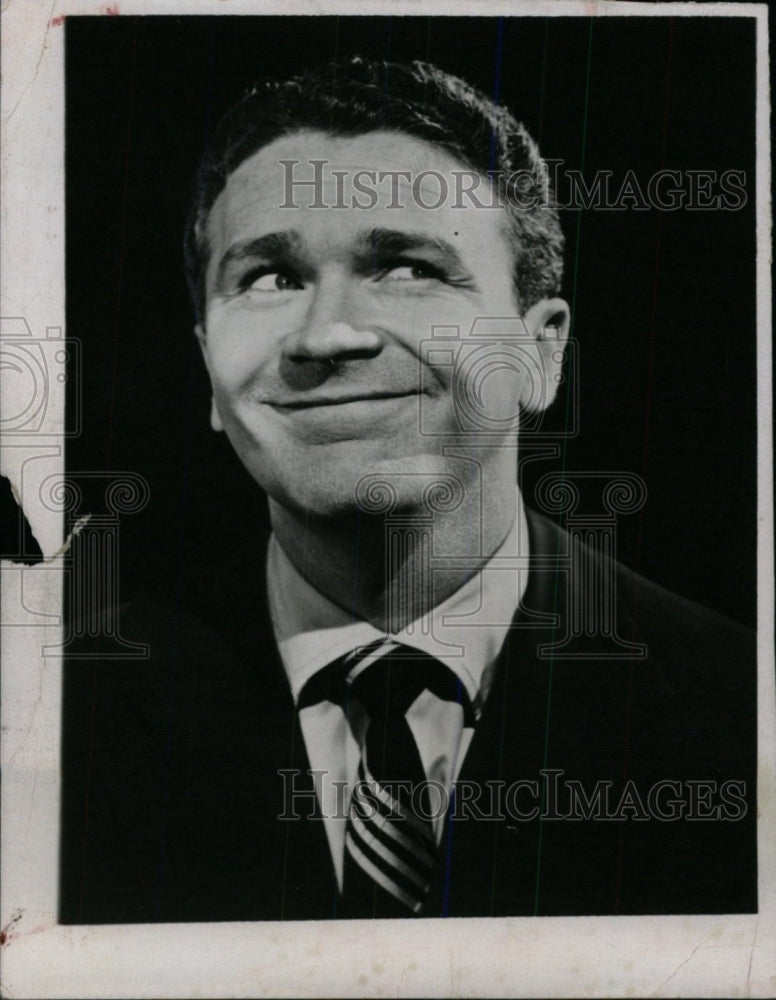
440, 679, 470, 916
376, 17, 393, 130
74, 661, 101, 922
492, 16, 505, 105
416, 17, 433, 121
105, 20, 139, 471
488, 637, 512, 915
384, 16, 393, 96
327, 19, 341, 133
441, 783, 456, 917
567, 20, 594, 342
536, 19, 550, 146
350, 507, 363, 631
279, 713, 299, 921
634, 16, 675, 580
488, 17, 506, 173
153, 214, 209, 919
146, 163, 213, 918
462, 16, 507, 625
614, 16, 675, 917
533, 17, 595, 917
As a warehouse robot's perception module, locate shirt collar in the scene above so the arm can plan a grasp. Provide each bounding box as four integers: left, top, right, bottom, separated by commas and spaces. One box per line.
268, 493, 529, 707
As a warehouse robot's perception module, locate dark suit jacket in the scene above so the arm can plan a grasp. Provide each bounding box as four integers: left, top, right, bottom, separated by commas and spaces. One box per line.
60, 509, 757, 922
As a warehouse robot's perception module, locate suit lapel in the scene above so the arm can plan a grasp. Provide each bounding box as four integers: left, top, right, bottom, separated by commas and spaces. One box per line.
204, 545, 340, 920
423, 509, 566, 916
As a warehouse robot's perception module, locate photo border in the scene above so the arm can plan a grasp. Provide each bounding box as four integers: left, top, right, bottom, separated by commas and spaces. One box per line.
1, 2, 773, 996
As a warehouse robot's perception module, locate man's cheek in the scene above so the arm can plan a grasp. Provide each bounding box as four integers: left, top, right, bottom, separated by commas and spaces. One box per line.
439, 345, 524, 433
206, 334, 271, 392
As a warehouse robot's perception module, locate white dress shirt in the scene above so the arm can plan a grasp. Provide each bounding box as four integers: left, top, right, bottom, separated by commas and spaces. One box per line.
267, 499, 530, 889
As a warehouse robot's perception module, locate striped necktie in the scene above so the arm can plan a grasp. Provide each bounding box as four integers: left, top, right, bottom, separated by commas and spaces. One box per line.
299, 642, 474, 918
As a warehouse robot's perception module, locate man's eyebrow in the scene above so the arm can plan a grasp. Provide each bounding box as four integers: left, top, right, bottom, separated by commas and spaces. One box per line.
215, 231, 301, 285
214, 227, 466, 287
358, 227, 465, 267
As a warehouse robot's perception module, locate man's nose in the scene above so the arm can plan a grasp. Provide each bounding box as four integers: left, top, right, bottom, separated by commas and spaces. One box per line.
281, 278, 382, 364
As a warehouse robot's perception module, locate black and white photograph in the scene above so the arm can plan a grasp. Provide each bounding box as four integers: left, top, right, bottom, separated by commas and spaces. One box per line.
1, 2, 773, 997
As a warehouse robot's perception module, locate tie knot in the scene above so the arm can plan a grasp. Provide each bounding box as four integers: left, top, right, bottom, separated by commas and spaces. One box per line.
298, 642, 475, 726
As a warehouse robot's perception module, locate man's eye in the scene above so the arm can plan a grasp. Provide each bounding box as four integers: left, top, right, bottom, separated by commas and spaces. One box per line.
246, 271, 303, 292
383, 262, 442, 282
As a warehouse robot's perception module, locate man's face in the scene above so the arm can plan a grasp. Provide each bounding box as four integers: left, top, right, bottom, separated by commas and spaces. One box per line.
199, 129, 563, 518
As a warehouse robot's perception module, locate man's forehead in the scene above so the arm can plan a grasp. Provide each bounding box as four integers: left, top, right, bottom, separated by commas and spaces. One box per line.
205, 128, 507, 257
217, 128, 476, 198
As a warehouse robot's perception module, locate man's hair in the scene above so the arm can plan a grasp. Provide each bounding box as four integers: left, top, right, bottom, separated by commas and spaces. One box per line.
184, 56, 564, 323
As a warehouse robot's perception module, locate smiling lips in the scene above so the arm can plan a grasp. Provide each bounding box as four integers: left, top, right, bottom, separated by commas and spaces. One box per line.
268, 389, 422, 409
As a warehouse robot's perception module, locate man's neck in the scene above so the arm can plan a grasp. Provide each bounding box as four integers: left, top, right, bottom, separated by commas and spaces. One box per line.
269, 470, 519, 632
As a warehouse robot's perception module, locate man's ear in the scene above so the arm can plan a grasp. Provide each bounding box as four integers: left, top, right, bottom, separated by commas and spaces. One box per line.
520, 297, 571, 412
194, 322, 224, 433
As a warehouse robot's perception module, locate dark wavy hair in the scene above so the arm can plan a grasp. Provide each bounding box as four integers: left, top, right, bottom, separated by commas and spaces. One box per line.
183, 56, 564, 323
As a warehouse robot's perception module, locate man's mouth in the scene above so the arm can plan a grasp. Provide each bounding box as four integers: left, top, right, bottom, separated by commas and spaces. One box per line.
267, 390, 421, 409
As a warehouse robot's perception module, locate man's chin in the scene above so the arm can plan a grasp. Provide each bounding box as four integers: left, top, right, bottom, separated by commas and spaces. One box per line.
259, 452, 466, 523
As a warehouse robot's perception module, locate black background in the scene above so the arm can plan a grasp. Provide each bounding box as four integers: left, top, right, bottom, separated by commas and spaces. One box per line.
65, 14, 757, 626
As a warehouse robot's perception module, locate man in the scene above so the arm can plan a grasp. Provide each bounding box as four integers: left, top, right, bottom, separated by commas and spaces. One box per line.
60, 57, 756, 922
